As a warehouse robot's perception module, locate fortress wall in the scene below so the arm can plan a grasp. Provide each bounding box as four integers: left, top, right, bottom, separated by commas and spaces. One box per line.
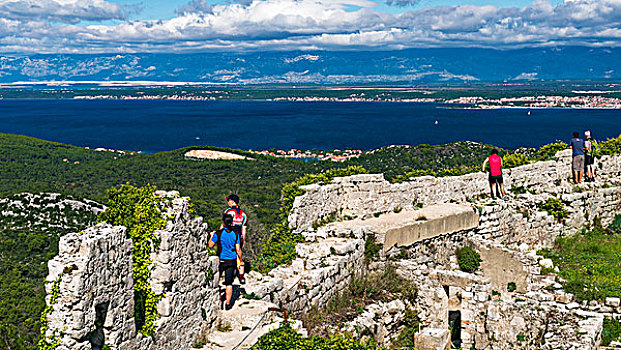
44, 193, 220, 350
289, 150, 621, 233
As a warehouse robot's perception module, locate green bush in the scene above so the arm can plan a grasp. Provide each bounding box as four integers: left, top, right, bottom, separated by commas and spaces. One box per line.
254, 322, 379, 350
602, 318, 621, 346
537, 198, 569, 223
364, 233, 382, 261
507, 282, 517, 292
536, 140, 568, 160
599, 134, 621, 156
502, 152, 530, 168
457, 246, 482, 273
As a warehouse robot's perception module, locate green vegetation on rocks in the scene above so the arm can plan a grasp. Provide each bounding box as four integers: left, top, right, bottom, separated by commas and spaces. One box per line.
539, 217, 621, 302
254, 322, 379, 350
98, 184, 166, 336
297, 266, 417, 348
255, 166, 368, 273
602, 317, 621, 347
457, 246, 482, 273
537, 198, 569, 223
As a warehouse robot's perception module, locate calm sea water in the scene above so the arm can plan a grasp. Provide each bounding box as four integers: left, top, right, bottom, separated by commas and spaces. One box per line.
1, 99, 620, 152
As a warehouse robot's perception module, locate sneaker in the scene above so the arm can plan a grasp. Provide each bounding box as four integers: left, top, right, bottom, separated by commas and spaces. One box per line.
239, 274, 246, 285
225, 302, 233, 311
502, 196, 509, 200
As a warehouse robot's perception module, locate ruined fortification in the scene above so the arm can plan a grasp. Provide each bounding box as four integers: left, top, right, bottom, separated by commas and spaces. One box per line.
43, 149, 621, 349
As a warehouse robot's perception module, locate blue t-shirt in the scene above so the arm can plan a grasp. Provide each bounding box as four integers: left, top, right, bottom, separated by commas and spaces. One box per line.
211, 228, 240, 260
570, 138, 585, 156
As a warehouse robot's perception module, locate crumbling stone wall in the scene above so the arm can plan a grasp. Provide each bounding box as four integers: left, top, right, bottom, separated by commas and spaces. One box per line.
44, 192, 219, 350
289, 150, 621, 232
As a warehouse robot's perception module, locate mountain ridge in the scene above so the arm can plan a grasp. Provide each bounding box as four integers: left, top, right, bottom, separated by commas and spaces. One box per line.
2, 47, 621, 84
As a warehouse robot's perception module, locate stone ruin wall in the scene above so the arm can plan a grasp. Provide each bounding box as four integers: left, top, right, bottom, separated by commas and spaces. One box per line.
42, 150, 621, 350
44, 193, 220, 350
282, 149, 621, 350
288, 149, 621, 233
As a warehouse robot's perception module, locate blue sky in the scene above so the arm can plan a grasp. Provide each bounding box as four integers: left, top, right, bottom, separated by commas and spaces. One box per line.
0, 0, 618, 53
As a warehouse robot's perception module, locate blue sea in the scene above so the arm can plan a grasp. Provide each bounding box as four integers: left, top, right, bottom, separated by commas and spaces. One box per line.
1, 99, 621, 152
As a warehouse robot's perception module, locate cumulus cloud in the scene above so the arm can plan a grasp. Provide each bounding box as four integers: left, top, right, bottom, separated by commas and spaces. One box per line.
0, 0, 128, 23
4, 0, 621, 53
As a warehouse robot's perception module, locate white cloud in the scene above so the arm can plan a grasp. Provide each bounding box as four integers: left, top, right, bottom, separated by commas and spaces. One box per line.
0, 0, 127, 23
4, 0, 621, 53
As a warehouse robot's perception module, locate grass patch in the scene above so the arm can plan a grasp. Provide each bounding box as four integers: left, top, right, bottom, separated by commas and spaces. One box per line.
539, 216, 621, 301
299, 266, 417, 338
602, 318, 621, 347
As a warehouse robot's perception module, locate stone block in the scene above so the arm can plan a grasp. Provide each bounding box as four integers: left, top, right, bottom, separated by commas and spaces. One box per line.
415, 328, 450, 350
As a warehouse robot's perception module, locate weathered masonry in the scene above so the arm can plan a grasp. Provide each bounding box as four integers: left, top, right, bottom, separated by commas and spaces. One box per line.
43, 149, 621, 349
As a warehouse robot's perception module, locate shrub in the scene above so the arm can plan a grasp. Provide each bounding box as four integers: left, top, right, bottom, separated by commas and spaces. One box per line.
599, 134, 621, 156
457, 246, 482, 273
507, 282, 517, 292
537, 198, 569, 223
537, 140, 568, 160
602, 318, 621, 346
364, 233, 382, 261
254, 322, 379, 350
608, 214, 621, 234
502, 152, 530, 168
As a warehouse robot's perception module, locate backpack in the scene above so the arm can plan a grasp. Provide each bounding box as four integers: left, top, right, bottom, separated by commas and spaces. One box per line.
590, 139, 601, 158
213, 228, 240, 258
226, 207, 247, 232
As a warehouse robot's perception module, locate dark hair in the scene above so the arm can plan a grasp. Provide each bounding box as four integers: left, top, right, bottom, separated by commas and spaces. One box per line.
226, 194, 239, 204
222, 214, 234, 228
573, 132, 579, 138
491, 149, 498, 155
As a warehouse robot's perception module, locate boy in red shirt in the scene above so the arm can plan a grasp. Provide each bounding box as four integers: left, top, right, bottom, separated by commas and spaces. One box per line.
223, 194, 248, 284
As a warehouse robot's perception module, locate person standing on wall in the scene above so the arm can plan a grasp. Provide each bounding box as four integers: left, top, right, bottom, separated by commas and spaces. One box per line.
482, 149, 507, 200
223, 194, 248, 284
209, 214, 242, 310
570, 132, 585, 184
584, 130, 598, 182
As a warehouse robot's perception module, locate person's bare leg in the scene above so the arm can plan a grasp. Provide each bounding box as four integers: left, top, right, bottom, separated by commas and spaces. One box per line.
226, 285, 233, 305
500, 184, 507, 197
573, 170, 578, 183
577, 171, 583, 183
490, 183, 496, 198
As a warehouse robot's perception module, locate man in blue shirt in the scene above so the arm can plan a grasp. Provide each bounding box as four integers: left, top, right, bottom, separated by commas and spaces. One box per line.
570, 131, 585, 183
208, 214, 242, 310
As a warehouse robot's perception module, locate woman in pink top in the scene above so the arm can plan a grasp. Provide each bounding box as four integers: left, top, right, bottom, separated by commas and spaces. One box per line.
482, 149, 507, 200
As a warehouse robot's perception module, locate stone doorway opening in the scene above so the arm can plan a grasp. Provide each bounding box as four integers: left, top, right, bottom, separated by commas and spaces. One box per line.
449, 310, 462, 349
87, 301, 109, 350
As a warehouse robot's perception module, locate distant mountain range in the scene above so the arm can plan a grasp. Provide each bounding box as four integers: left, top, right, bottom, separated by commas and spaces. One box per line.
2, 47, 621, 84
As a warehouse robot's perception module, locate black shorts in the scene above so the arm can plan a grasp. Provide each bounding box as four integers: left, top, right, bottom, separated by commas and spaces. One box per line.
585, 154, 594, 165
489, 174, 503, 185
219, 259, 237, 286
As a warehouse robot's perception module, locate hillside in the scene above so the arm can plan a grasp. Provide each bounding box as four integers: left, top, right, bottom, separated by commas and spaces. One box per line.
0, 193, 103, 349
3, 47, 621, 84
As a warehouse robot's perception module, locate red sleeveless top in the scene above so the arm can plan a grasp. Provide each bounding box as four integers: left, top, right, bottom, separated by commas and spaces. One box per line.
489, 154, 502, 176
